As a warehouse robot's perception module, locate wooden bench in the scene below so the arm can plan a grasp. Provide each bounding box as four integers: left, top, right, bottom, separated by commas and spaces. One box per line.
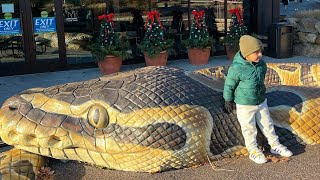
35, 37, 50, 53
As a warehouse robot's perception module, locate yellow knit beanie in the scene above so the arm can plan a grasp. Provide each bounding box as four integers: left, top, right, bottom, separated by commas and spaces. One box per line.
239, 35, 264, 57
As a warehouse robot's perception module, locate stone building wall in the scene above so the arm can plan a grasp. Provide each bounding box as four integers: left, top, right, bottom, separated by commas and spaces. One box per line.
286, 17, 320, 57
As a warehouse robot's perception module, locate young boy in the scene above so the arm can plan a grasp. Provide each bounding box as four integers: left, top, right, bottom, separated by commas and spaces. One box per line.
223, 35, 293, 164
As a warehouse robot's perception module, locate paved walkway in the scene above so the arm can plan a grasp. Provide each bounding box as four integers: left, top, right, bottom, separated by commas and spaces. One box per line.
51, 145, 320, 180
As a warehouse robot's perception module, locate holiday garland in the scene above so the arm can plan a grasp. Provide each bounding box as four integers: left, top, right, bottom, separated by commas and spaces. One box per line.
223, 7, 248, 51
139, 11, 173, 58
90, 13, 131, 61
185, 10, 213, 49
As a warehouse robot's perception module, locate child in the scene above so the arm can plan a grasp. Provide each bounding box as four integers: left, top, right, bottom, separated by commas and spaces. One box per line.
223, 35, 293, 164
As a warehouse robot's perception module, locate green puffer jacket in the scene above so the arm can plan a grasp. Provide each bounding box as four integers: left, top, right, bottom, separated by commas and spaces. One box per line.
223, 51, 267, 105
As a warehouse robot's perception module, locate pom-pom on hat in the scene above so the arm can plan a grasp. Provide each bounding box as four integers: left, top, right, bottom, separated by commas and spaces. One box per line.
239, 35, 264, 57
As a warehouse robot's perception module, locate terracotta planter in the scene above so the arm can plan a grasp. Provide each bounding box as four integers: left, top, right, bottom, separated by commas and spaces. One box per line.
98, 55, 122, 75
225, 45, 238, 61
187, 47, 211, 65
144, 51, 168, 66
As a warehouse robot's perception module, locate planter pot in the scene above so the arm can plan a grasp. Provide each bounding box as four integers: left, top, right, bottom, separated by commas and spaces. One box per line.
225, 45, 238, 61
144, 51, 168, 66
187, 47, 211, 65
98, 55, 122, 75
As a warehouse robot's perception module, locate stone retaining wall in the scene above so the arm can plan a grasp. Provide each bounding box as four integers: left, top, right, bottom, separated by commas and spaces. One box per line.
286, 17, 320, 57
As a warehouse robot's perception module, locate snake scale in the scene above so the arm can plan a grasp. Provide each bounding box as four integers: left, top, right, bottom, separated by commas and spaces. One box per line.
0, 63, 319, 179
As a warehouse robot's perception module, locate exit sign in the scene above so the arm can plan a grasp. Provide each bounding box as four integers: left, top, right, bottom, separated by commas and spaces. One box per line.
0, 19, 20, 35
33, 17, 56, 33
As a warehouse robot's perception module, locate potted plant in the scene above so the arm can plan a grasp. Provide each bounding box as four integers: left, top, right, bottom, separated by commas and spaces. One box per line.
90, 13, 131, 75
185, 10, 214, 65
223, 8, 248, 60
139, 11, 173, 66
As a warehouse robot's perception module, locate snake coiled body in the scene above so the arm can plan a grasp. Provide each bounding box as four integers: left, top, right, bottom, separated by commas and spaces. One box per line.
0, 63, 319, 179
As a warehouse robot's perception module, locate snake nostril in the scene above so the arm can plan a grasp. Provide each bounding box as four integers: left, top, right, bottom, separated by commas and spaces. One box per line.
9, 130, 19, 142
48, 135, 61, 146
29, 134, 36, 139
8, 105, 18, 111
52, 136, 61, 141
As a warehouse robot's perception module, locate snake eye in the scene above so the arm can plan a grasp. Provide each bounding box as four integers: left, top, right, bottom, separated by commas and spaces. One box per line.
88, 105, 109, 129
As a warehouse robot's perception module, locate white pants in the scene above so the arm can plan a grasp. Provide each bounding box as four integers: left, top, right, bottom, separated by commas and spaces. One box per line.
236, 99, 280, 152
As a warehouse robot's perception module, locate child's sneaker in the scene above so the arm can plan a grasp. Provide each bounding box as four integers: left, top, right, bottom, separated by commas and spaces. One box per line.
270, 144, 293, 157
249, 149, 267, 164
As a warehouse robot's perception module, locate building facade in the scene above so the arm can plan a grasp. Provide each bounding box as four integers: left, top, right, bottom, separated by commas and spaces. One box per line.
0, 0, 279, 76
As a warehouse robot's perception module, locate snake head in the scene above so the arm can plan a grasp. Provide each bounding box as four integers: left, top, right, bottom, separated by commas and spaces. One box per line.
0, 67, 218, 172
0, 84, 116, 154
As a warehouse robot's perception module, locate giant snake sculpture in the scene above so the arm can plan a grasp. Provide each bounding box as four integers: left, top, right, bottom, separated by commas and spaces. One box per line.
0, 63, 319, 179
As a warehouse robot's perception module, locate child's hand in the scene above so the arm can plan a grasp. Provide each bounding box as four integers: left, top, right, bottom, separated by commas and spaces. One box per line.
223, 101, 235, 114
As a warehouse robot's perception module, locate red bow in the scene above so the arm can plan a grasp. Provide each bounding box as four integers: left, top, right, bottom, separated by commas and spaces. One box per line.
145, 11, 163, 30
98, 13, 114, 22
192, 10, 205, 29
98, 13, 114, 27
98, 14, 107, 20
228, 8, 242, 23
106, 13, 114, 22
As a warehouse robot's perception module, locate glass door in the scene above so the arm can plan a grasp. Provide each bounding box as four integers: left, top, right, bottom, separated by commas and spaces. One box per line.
0, 1, 24, 75
63, 0, 150, 65
62, 0, 95, 65
0, 0, 64, 76
31, 0, 60, 64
